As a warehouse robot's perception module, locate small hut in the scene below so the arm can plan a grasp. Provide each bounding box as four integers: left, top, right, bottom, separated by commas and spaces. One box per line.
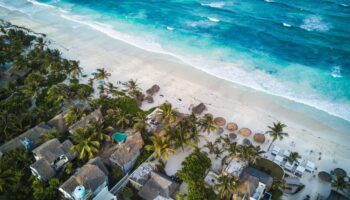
192, 103, 206, 115
243, 138, 251, 146
239, 128, 251, 137
253, 133, 265, 143
318, 171, 332, 182
226, 122, 238, 131
229, 133, 237, 140
146, 84, 160, 96
144, 95, 154, 103
334, 168, 347, 178
214, 117, 226, 126
216, 127, 224, 135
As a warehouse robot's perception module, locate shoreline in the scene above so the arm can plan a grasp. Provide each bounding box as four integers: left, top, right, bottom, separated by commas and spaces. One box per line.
1, 4, 349, 198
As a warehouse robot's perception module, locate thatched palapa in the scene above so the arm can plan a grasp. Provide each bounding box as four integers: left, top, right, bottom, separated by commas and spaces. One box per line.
253, 133, 265, 143
216, 127, 224, 135
192, 103, 206, 114
226, 122, 238, 131
214, 117, 226, 126
229, 133, 237, 140
243, 138, 251, 146
334, 168, 347, 178
146, 84, 160, 96
144, 95, 154, 103
239, 128, 251, 137
318, 171, 332, 182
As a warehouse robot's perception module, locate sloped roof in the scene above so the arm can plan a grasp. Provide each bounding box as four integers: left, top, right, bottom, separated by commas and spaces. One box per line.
138, 172, 178, 200
0, 123, 55, 153
240, 167, 273, 191
68, 109, 103, 133
60, 157, 108, 195
110, 132, 144, 166
47, 113, 68, 133
32, 138, 64, 163
30, 159, 56, 181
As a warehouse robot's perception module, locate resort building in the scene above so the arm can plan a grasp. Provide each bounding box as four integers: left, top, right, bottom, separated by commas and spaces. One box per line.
146, 108, 162, 132
223, 158, 247, 177
59, 157, 110, 200
138, 172, 178, 200
109, 132, 144, 174
68, 109, 103, 134
47, 112, 69, 133
92, 187, 117, 200
30, 138, 76, 182
0, 123, 56, 154
204, 171, 219, 194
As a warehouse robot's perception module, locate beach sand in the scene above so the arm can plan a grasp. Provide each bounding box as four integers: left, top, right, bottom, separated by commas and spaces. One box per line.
1, 4, 349, 199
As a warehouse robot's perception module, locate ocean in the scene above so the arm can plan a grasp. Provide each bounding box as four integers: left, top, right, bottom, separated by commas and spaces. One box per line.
1, 0, 350, 122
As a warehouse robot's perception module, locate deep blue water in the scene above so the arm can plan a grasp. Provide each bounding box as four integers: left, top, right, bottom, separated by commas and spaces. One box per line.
1, 0, 350, 121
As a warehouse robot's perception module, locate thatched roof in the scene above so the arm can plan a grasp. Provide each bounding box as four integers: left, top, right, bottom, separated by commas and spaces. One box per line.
192, 103, 206, 114
216, 127, 224, 135
30, 159, 56, 182
334, 168, 347, 178
226, 122, 238, 131
138, 172, 178, 200
33, 139, 64, 163
253, 133, 265, 143
146, 84, 160, 96
144, 95, 154, 103
47, 113, 68, 133
229, 133, 237, 140
243, 138, 251, 146
7, 65, 31, 77
110, 132, 144, 166
214, 117, 226, 126
327, 190, 350, 200
318, 171, 332, 182
239, 128, 251, 137
69, 109, 103, 134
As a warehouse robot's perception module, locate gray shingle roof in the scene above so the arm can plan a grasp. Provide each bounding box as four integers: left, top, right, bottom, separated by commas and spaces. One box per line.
30, 159, 56, 181
110, 132, 144, 166
68, 109, 103, 134
138, 172, 178, 200
32, 138, 64, 163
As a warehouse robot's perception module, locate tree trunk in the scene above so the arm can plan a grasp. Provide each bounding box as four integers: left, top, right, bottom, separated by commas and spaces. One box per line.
267, 140, 275, 152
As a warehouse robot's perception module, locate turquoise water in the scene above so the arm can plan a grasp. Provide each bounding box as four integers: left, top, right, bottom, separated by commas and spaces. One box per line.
1, 0, 350, 121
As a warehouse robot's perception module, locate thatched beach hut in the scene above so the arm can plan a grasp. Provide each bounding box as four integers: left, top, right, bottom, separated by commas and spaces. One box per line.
192, 103, 206, 115
243, 138, 251, 146
146, 84, 160, 96
214, 117, 226, 126
216, 127, 224, 135
229, 133, 237, 140
239, 128, 251, 137
318, 171, 332, 182
253, 133, 265, 143
144, 95, 154, 103
334, 168, 347, 178
226, 122, 238, 131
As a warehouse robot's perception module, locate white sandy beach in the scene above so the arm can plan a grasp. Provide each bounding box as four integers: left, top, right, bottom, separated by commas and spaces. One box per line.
1, 4, 350, 199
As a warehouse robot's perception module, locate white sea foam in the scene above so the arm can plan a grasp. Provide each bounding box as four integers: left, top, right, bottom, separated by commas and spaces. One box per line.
340, 4, 348, 7
264, 0, 274, 3
282, 22, 292, 27
207, 17, 220, 22
201, 2, 226, 8
300, 15, 330, 32
187, 20, 216, 28
331, 66, 342, 78
166, 26, 174, 31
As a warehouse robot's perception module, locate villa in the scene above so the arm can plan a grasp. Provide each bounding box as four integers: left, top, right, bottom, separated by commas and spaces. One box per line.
109, 132, 144, 174
0, 123, 56, 154
59, 157, 111, 200
223, 158, 247, 177
68, 109, 104, 134
138, 172, 179, 200
30, 138, 76, 182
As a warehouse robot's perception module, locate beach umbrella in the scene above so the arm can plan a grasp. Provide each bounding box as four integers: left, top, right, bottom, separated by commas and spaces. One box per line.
214, 117, 226, 126
192, 103, 206, 114
253, 133, 265, 143
243, 138, 251, 146
144, 95, 154, 103
229, 133, 237, 140
216, 127, 224, 135
318, 171, 332, 182
146, 84, 160, 96
239, 128, 251, 137
226, 122, 238, 131
334, 168, 347, 178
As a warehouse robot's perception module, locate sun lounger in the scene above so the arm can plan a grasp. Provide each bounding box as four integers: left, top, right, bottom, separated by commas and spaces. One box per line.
295, 165, 305, 177
271, 145, 280, 155
273, 155, 283, 166
305, 161, 315, 172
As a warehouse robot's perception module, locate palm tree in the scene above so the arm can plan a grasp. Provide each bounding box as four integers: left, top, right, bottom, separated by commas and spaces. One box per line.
145, 135, 175, 160
214, 175, 239, 200
36, 37, 46, 50
47, 83, 72, 106
68, 60, 82, 79
159, 103, 177, 124
331, 176, 347, 192
70, 127, 101, 160
116, 111, 131, 130
204, 140, 216, 154
199, 113, 217, 134
288, 152, 301, 164
213, 146, 224, 159
127, 79, 139, 91
63, 105, 85, 126
237, 145, 264, 164
132, 112, 147, 133
88, 121, 110, 141
95, 68, 111, 81
225, 142, 238, 160
266, 121, 288, 151
0, 168, 20, 192
170, 126, 188, 151
42, 130, 62, 142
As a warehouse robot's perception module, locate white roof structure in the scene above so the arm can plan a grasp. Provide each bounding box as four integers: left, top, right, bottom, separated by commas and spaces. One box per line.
305, 161, 315, 172
225, 158, 247, 177
295, 166, 305, 177
283, 150, 291, 158
284, 161, 294, 172
273, 155, 283, 166
204, 171, 219, 193
93, 187, 116, 200
296, 158, 303, 165
271, 145, 280, 155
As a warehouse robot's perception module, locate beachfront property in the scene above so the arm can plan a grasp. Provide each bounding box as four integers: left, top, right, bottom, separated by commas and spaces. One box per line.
59, 157, 114, 200
223, 157, 247, 177
68, 109, 104, 134
0, 123, 57, 154
204, 171, 219, 193
30, 138, 76, 182
109, 132, 144, 174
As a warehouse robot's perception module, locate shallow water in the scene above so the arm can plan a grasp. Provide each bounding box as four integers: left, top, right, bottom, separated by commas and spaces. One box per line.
1, 0, 350, 122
